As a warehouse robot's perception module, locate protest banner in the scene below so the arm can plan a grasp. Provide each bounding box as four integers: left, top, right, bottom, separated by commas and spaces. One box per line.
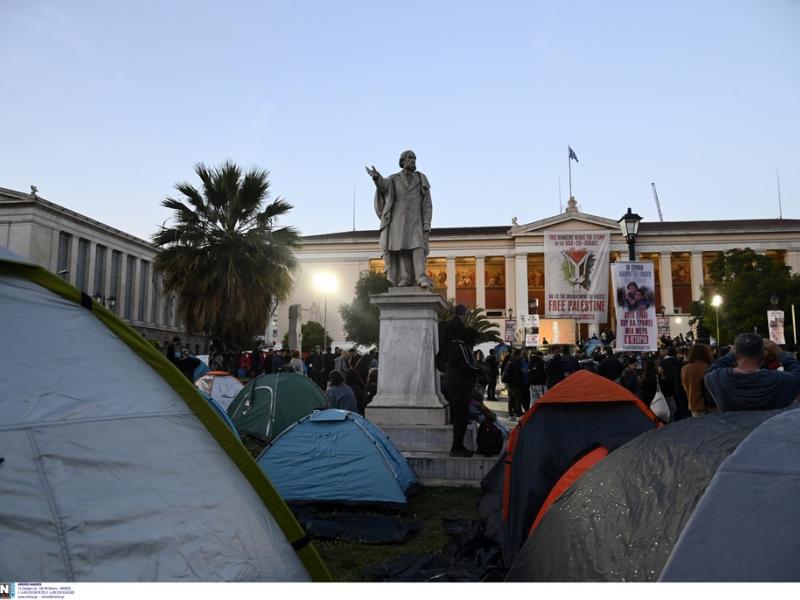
611, 261, 658, 352
544, 230, 610, 324
767, 310, 786, 344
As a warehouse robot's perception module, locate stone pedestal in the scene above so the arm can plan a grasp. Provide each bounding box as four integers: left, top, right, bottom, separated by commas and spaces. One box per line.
366, 287, 448, 426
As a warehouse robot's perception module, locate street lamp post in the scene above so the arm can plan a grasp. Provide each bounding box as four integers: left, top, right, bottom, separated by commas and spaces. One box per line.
313, 273, 338, 351
617, 207, 643, 261
711, 294, 723, 345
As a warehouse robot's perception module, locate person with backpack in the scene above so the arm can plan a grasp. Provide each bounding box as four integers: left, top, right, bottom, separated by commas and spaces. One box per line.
681, 343, 714, 417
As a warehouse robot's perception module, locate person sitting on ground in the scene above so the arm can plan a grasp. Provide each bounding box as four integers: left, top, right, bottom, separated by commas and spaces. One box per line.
704, 333, 800, 411
325, 370, 358, 412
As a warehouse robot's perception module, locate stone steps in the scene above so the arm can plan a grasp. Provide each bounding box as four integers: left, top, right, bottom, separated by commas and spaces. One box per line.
404, 451, 499, 487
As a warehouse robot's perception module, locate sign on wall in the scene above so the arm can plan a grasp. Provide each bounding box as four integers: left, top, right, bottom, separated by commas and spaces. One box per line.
544, 230, 610, 323
611, 262, 658, 352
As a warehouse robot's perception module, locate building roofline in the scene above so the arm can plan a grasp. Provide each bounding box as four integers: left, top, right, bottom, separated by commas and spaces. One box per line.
0, 186, 156, 249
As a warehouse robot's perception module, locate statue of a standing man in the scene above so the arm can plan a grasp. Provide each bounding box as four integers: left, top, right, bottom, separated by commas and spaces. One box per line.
366, 150, 433, 288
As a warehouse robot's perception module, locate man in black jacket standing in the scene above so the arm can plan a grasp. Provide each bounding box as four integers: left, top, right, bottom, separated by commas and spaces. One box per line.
485, 349, 499, 400
446, 323, 480, 458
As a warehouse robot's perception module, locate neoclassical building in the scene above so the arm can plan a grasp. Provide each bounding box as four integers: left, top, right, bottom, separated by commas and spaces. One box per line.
282, 201, 800, 346
3, 184, 798, 349
0, 186, 205, 350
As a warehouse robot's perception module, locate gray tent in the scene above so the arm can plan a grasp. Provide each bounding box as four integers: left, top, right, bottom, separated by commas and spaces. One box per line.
505, 407, 800, 582
0, 247, 329, 581
660, 406, 800, 581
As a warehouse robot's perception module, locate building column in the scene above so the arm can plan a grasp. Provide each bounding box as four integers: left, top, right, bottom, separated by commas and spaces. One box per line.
446, 257, 456, 301
475, 256, 486, 309
139, 260, 153, 323
588, 323, 600, 338
515, 254, 528, 318
690, 252, 704, 302
67, 236, 78, 285
130, 259, 140, 322
87, 243, 97, 297
786, 251, 800, 276
659, 253, 674, 314
104, 249, 114, 303
504, 256, 515, 316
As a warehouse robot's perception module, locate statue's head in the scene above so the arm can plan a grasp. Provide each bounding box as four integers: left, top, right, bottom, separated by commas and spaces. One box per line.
399, 150, 417, 170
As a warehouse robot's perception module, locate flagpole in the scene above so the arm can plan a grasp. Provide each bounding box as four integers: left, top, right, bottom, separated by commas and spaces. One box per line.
568, 147, 573, 199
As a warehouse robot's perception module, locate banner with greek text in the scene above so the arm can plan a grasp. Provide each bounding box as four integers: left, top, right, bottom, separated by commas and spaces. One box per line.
768, 310, 786, 344
611, 261, 658, 352
544, 230, 610, 323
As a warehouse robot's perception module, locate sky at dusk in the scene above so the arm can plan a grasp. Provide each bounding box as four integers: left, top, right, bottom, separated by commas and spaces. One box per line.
1, 0, 799, 241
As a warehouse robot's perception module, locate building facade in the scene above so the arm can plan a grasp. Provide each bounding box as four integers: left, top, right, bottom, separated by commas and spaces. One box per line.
0, 186, 205, 350
282, 202, 800, 346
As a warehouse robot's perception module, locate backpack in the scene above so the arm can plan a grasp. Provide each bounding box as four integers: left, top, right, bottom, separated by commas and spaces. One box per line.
476, 419, 504, 456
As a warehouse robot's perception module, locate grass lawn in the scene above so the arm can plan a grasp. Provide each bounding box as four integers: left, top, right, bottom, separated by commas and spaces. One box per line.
313, 485, 481, 582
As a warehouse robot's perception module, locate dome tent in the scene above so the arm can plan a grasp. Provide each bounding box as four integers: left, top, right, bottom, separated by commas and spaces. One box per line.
505, 408, 800, 582
227, 372, 326, 443
498, 370, 658, 565
257, 409, 420, 506
195, 370, 244, 410
0, 246, 329, 581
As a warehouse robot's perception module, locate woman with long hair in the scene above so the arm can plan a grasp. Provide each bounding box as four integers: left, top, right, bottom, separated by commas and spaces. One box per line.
681, 343, 715, 416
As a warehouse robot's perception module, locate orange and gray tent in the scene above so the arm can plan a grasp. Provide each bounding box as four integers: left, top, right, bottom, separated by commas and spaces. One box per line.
498, 370, 659, 565
505, 407, 800, 582
0, 247, 330, 581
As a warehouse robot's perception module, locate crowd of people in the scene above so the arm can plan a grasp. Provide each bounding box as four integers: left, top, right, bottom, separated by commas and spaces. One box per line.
167, 317, 800, 460
470, 331, 800, 425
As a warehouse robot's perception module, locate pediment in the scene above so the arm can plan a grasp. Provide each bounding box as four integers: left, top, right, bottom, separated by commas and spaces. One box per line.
510, 210, 619, 236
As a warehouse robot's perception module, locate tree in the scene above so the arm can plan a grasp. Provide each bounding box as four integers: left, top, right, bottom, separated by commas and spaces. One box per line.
438, 299, 503, 345
339, 270, 390, 347
691, 248, 800, 344
153, 161, 299, 350
281, 321, 332, 352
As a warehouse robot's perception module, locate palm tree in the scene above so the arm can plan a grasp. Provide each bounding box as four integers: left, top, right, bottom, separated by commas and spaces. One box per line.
439, 299, 502, 344
153, 161, 299, 349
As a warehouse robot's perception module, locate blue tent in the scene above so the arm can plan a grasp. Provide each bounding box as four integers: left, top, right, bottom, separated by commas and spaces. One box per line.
257, 409, 420, 506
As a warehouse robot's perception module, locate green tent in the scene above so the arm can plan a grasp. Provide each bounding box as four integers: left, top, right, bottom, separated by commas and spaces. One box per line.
228, 372, 327, 442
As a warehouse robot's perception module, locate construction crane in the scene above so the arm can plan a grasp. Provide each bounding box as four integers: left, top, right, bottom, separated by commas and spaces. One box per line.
651, 182, 664, 222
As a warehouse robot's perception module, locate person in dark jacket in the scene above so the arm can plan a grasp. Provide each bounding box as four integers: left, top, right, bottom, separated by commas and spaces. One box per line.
365, 368, 379, 406
345, 368, 368, 416
528, 351, 546, 405
597, 350, 623, 381
506, 349, 526, 419
485, 349, 499, 400
545, 346, 567, 388
620, 357, 640, 395
446, 326, 480, 457
704, 333, 800, 411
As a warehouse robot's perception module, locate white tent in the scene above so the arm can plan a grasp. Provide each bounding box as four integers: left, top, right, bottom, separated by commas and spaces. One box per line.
196, 371, 245, 410
0, 247, 329, 581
